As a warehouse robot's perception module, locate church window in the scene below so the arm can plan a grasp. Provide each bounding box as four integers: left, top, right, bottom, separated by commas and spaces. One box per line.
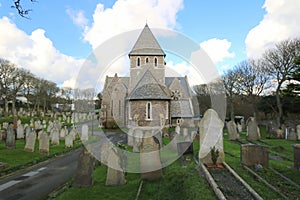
146, 102, 152, 120
137, 57, 140, 67
154, 58, 158, 66
146, 57, 149, 63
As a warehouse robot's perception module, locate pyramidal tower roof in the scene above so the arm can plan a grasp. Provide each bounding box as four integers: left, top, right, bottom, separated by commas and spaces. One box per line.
129, 24, 165, 56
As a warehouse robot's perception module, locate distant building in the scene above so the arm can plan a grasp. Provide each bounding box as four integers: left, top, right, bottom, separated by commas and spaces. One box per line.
100, 24, 194, 127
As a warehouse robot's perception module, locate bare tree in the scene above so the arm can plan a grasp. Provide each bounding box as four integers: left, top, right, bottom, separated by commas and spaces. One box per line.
235, 59, 270, 118
222, 67, 240, 120
11, 0, 36, 18
262, 38, 300, 127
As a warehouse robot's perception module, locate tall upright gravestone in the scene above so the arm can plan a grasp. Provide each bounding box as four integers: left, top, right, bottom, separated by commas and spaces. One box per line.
140, 131, 162, 180
6, 124, 16, 149
247, 117, 260, 141
227, 120, 239, 140
199, 109, 224, 164
73, 147, 95, 187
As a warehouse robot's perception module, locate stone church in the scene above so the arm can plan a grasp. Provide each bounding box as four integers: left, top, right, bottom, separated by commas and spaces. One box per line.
100, 24, 194, 128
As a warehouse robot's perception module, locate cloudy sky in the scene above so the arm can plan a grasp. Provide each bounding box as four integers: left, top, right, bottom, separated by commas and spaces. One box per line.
0, 0, 299, 89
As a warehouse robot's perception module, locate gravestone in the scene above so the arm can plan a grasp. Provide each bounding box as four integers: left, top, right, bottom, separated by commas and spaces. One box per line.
73, 147, 95, 187
177, 141, 193, 155
140, 131, 162, 180
287, 128, 297, 141
175, 126, 180, 135
17, 123, 24, 139
65, 134, 73, 148
81, 124, 89, 142
237, 123, 243, 133
297, 125, 300, 140
246, 117, 260, 141
39, 131, 50, 154
293, 144, 300, 170
60, 126, 67, 140
127, 128, 133, 146
227, 121, 239, 140
51, 129, 60, 145
241, 144, 269, 167
24, 130, 36, 152
105, 147, 127, 186
6, 124, 16, 149
183, 128, 190, 141
276, 128, 284, 139
133, 129, 143, 152
199, 109, 224, 164
25, 126, 31, 143
100, 142, 110, 165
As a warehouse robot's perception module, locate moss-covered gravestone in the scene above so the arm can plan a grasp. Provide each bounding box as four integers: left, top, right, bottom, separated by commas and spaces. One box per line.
105, 147, 126, 186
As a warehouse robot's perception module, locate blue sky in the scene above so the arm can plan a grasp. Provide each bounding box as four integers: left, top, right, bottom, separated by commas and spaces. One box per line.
0, 0, 299, 88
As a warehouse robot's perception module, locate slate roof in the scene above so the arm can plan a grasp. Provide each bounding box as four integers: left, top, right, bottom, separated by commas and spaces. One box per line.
170, 99, 194, 118
105, 77, 130, 89
129, 24, 165, 56
128, 70, 171, 100
165, 77, 192, 97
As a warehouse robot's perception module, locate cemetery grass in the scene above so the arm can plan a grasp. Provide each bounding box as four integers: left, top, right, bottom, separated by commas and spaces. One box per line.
223, 128, 300, 199
0, 139, 82, 176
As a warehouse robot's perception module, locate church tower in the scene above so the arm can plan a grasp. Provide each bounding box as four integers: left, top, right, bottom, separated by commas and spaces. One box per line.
128, 24, 166, 91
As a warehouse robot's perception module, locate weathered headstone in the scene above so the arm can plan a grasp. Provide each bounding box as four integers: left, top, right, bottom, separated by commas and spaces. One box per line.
6, 124, 16, 149
247, 117, 260, 141
127, 128, 133, 146
293, 144, 300, 170
297, 125, 300, 140
199, 109, 224, 164
73, 147, 95, 187
227, 121, 239, 140
241, 144, 269, 167
287, 128, 297, 141
51, 129, 60, 145
175, 126, 180, 135
81, 124, 89, 142
65, 134, 73, 148
60, 126, 67, 140
140, 131, 162, 180
237, 123, 243, 133
39, 131, 50, 154
24, 130, 36, 152
105, 147, 126, 186
276, 128, 284, 139
17, 123, 24, 139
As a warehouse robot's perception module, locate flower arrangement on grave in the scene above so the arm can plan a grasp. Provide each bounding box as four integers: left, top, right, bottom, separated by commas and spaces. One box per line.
210, 146, 219, 165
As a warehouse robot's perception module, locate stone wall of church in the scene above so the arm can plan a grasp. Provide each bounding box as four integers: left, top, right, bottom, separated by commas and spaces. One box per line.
130, 100, 169, 127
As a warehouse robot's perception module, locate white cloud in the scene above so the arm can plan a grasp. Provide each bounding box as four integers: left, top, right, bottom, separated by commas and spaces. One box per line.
84, 0, 184, 49
245, 0, 300, 58
200, 38, 235, 63
0, 17, 83, 88
66, 8, 88, 29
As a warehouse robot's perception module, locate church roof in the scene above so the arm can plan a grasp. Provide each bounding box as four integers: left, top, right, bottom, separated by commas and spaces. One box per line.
129, 24, 165, 56
128, 70, 171, 100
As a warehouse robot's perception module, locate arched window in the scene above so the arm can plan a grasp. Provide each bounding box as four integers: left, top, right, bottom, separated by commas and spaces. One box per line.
137, 57, 140, 67
146, 57, 149, 63
146, 102, 152, 120
154, 58, 158, 66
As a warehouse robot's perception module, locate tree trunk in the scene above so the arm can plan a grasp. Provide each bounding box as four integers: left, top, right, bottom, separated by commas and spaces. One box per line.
12, 99, 16, 115
230, 97, 235, 121
276, 85, 283, 128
